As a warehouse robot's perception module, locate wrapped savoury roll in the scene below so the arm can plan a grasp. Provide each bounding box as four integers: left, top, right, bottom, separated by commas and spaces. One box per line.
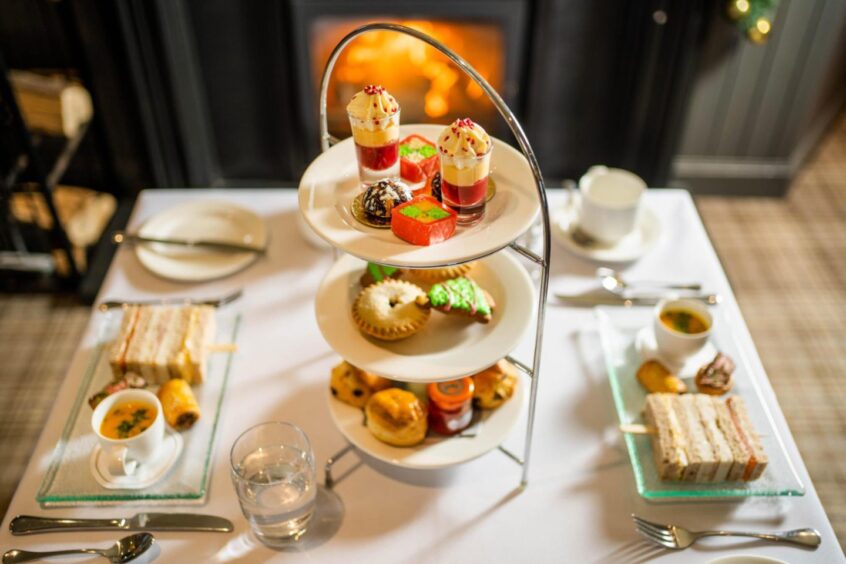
157, 379, 200, 430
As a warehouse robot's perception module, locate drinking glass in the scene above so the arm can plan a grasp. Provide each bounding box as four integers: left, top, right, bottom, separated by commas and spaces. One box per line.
230, 422, 316, 545
440, 144, 492, 225
348, 109, 400, 186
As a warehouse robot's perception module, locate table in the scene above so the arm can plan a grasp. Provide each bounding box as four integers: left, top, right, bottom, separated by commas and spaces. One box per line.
1, 189, 842, 563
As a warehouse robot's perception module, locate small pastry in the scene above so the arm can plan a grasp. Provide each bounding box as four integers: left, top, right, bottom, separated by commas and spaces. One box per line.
416, 277, 495, 324
88, 373, 148, 409
361, 179, 413, 225
352, 279, 430, 341
695, 352, 735, 395
430, 172, 442, 202
359, 262, 404, 288
365, 388, 427, 447
407, 262, 477, 285
636, 360, 687, 394
399, 134, 439, 195
390, 195, 457, 246
157, 378, 201, 430
330, 360, 392, 409
472, 359, 518, 409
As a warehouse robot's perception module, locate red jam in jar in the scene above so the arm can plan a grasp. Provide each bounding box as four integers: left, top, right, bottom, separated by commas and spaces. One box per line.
427, 378, 475, 436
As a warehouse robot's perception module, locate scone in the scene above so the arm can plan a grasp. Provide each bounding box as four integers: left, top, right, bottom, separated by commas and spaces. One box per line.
636, 360, 687, 394
330, 360, 393, 409
352, 279, 430, 341
472, 359, 518, 409
407, 262, 477, 284
365, 388, 427, 447
415, 277, 495, 324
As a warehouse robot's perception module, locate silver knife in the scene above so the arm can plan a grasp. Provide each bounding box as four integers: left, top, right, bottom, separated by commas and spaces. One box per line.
97, 288, 243, 311
10, 513, 234, 535
113, 231, 266, 255
553, 291, 721, 307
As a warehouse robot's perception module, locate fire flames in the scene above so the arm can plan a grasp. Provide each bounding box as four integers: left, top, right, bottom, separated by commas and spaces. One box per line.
311, 19, 504, 134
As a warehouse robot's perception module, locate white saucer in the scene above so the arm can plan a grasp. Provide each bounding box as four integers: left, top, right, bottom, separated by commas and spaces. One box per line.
635, 325, 717, 378
90, 429, 184, 490
135, 201, 268, 282
552, 202, 660, 263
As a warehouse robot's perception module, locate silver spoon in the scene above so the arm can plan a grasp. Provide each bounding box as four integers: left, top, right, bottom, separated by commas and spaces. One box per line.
597, 267, 702, 294
3, 532, 154, 563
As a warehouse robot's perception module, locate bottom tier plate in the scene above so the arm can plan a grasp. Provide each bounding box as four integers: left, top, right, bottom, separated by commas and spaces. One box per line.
326, 373, 526, 469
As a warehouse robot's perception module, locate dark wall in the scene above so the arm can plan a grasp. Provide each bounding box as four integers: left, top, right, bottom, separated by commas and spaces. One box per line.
1, 0, 711, 192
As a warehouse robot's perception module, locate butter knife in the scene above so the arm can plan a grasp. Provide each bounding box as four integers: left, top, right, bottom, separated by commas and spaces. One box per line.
10, 513, 234, 535
553, 291, 721, 307
113, 231, 266, 255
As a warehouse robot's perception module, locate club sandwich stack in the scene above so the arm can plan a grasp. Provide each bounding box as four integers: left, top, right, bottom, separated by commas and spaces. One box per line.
109, 305, 216, 384
644, 393, 768, 483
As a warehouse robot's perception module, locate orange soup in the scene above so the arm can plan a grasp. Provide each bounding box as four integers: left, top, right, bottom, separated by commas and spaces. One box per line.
660, 308, 709, 334
100, 401, 157, 439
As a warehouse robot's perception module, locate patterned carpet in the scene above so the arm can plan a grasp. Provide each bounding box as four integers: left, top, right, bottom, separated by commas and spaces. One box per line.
696, 111, 846, 545
0, 114, 844, 546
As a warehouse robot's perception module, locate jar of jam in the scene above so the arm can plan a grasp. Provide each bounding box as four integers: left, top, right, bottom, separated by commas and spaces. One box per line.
427, 378, 474, 436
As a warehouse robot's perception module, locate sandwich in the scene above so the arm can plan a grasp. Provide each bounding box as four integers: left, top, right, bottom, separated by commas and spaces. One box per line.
644, 393, 768, 483
109, 305, 216, 384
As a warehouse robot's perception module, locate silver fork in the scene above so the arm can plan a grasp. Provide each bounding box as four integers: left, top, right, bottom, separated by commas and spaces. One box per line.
632, 514, 821, 550
97, 288, 243, 311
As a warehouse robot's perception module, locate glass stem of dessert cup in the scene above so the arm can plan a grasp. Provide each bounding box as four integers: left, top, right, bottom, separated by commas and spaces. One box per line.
349, 110, 401, 188
318, 23, 551, 490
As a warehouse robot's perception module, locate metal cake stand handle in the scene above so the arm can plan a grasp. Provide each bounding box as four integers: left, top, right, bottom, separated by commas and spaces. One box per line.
318, 23, 551, 489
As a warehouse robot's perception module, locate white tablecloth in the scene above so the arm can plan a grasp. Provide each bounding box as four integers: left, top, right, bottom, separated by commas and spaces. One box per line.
1, 189, 842, 563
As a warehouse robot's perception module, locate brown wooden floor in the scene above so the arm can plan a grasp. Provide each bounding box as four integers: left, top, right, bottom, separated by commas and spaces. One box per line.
0, 113, 844, 546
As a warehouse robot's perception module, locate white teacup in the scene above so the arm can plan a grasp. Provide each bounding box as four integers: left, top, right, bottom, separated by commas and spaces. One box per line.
653, 298, 713, 361
91, 389, 165, 476
577, 165, 646, 244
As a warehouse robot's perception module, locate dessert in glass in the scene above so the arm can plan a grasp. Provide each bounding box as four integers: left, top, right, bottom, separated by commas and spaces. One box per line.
347, 85, 400, 186
438, 118, 492, 225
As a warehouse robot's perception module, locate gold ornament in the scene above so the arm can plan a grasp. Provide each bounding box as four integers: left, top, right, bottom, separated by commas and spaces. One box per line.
727, 0, 751, 21
747, 17, 772, 44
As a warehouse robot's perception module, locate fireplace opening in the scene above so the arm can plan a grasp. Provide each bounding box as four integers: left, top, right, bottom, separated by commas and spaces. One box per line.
309, 19, 506, 139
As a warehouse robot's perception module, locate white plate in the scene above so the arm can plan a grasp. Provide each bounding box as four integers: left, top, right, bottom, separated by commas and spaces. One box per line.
315, 252, 535, 382
90, 429, 184, 490
552, 201, 660, 263
298, 124, 540, 268
136, 201, 268, 282
709, 556, 788, 564
327, 374, 525, 469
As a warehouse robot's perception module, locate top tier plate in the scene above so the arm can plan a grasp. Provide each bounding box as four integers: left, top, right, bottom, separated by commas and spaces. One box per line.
298, 124, 539, 268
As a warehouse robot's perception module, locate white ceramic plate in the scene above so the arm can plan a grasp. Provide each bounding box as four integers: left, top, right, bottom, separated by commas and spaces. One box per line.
709, 556, 788, 564
327, 374, 525, 469
136, 201, 268, 282
552, 201, 661, 263
315, 251, 535, 382
298, 124, 540, 268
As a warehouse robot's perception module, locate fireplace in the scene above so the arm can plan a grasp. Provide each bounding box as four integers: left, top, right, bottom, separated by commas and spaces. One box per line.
290, 1, 529, 147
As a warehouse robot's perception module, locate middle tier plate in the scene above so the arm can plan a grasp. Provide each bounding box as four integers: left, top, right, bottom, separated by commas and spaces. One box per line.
298, 124, 540, 268
315, 251, 535, 382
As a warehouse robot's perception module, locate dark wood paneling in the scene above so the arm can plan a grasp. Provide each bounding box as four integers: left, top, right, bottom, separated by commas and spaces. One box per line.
187, 0, 302, 182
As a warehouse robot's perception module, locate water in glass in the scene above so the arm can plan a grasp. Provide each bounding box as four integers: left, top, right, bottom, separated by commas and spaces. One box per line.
233, 444, 316, 542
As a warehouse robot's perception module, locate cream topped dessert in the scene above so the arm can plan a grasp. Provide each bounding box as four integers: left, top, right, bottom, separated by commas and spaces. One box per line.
437, 119, 492, 222
348, 85, 401, 184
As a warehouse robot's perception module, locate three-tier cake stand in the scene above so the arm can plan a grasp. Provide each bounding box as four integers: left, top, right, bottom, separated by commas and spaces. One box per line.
298, 23, 551, 490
